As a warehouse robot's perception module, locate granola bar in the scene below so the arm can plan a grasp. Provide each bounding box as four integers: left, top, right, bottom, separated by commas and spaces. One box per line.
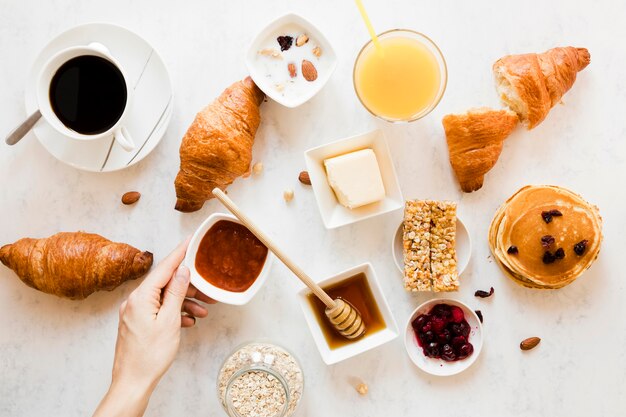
429, 201, 459, 291
403, 200, 432, 291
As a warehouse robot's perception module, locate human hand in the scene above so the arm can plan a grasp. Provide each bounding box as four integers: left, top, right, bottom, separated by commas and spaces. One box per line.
94, 238, 215, 417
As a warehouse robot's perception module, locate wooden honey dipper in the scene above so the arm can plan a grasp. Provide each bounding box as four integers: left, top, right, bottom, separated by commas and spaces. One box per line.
212, 188, 366, 340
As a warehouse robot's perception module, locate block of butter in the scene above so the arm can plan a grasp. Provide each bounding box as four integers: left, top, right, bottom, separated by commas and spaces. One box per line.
324, 149, 386, 209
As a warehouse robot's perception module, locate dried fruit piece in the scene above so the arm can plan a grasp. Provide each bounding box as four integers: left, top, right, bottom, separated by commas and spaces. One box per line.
295, 34, 309, 47
554, 248, 565, 259
542, 251, 556, 264
312, 46, 322, 57
121, 191, 141, 205
258, 48, 282, 59
356, 383, 368, 395
298, 171, 311, 185
277, 35, 293, 51
475, 310, 483, 323
541, 235, 555, 249
283, 189, 294, 202
287, 63, 297, 78
574, 239, 588, 256
507, 245, 519, 255
474, 287, 494, 298
520, 337, 541, 350
301, 60, 318, 81
252, 162, 263, 175
541, 209, 563, 224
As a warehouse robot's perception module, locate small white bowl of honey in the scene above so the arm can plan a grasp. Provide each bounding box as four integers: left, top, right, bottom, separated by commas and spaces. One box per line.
297, 263, 399, 365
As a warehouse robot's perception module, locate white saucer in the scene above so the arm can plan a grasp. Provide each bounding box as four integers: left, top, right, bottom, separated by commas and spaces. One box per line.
392, 216, 472, 276
24, 23, 172, 172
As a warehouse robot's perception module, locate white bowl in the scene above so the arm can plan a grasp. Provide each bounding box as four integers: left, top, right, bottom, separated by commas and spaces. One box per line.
392, 216, 472, 276
185, 213, 274, 305
245, 12, 337, 108
404, 298, 483, 376
297, 263, 399, 365
304, 130, 404, 229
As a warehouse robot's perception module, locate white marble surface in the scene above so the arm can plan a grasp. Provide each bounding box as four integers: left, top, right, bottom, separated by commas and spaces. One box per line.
1, 1, 625, 416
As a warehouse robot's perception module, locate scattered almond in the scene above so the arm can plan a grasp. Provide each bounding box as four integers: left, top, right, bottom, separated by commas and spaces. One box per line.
298, 171, 311, 185
312, 46, 322, 57
301, 60, 317, 82
288, 62, 297, 78
283, 189, 294, 202
121, 191, 141, 205
356, 383, 368, 396
258, 48, 282, 59
296, 34, 309, 47
520, 337, 541, 351
252, 162, 263, 175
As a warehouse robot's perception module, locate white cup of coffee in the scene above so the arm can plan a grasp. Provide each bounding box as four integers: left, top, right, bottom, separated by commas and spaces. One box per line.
36, 42, 135, 151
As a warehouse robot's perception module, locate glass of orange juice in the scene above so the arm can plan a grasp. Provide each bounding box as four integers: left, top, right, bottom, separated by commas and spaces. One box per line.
353, 29, 447, 123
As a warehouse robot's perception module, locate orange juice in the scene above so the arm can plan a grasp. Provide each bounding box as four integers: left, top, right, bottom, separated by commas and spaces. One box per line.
354, 31, 445, 121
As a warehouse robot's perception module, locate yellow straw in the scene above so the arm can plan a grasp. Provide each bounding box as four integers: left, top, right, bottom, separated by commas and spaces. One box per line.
354, 0, 383, 55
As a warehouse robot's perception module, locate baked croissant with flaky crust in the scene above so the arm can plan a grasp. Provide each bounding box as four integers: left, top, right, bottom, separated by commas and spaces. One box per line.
443, 107, 518, 192
174, 76, 265, 212
493, 46, 590, 129
0, 232, 153, 299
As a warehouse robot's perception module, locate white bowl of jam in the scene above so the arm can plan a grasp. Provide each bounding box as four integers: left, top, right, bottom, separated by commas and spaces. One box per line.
185, 212, 274, 305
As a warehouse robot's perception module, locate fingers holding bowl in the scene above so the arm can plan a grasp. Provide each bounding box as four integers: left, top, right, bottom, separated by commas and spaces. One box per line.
186, 284, 217, 304
181, 315, 196, 328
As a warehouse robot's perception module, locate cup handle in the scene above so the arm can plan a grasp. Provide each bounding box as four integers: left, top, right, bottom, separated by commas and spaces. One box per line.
114, 126, 135, 152
88, 42, 111, 56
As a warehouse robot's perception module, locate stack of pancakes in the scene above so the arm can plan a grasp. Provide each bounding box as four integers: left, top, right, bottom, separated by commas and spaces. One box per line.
489, 185, 602, 289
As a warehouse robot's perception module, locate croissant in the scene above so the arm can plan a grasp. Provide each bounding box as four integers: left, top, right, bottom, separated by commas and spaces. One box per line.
0, 232, 153, 299
174, 77, 265, 212
443, 107, 518, 192
493, 46, 590, 129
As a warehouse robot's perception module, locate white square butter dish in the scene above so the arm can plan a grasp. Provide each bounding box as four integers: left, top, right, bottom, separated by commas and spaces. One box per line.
304, 130, 404, 229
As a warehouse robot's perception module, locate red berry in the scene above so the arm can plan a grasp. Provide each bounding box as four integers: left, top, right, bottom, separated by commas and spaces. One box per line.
450, 306, 465, 323
431, 317, 447, 333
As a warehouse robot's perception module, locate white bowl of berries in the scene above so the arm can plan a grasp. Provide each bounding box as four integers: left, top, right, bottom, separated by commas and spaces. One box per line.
404, 299, 483, 376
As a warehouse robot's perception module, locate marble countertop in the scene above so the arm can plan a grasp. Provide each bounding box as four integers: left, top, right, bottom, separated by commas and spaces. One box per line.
1, 1, 625, 416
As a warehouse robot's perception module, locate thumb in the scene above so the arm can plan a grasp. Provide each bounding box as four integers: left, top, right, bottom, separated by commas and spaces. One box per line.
160, 266, 190, 318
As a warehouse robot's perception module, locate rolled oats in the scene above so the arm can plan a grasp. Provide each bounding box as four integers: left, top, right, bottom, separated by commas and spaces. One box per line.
218, 343, 304, 417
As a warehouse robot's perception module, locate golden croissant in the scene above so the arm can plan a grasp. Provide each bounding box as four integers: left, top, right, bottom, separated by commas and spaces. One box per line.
0, 232, 153, 299
174, 76, 265, 212
493, 46, 590, 129
443, 108, 518, 192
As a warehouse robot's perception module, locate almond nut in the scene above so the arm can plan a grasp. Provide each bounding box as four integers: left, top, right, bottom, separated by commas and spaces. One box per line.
520, 337, 541, 351
121, 191, 141, 205
312, 46, 322, 57
288, 62, 297, 78
298, 171, 311, 185
296, 34, 309, 47
301, 60, 317, 82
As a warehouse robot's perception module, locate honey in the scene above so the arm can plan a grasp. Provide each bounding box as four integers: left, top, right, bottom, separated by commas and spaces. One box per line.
307, 272, 386, 349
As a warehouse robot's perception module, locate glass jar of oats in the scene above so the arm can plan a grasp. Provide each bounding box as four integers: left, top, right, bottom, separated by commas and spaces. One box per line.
217, 342, 304, 417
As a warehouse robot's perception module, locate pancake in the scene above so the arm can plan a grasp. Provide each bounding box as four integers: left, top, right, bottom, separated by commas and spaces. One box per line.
489, 185, 602, 289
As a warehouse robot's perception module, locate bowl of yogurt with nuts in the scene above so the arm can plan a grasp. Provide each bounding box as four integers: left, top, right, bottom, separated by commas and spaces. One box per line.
246, 13, 337, 107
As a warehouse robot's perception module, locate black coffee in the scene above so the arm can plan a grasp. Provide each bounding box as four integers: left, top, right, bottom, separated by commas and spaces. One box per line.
49, 55, 127, 135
